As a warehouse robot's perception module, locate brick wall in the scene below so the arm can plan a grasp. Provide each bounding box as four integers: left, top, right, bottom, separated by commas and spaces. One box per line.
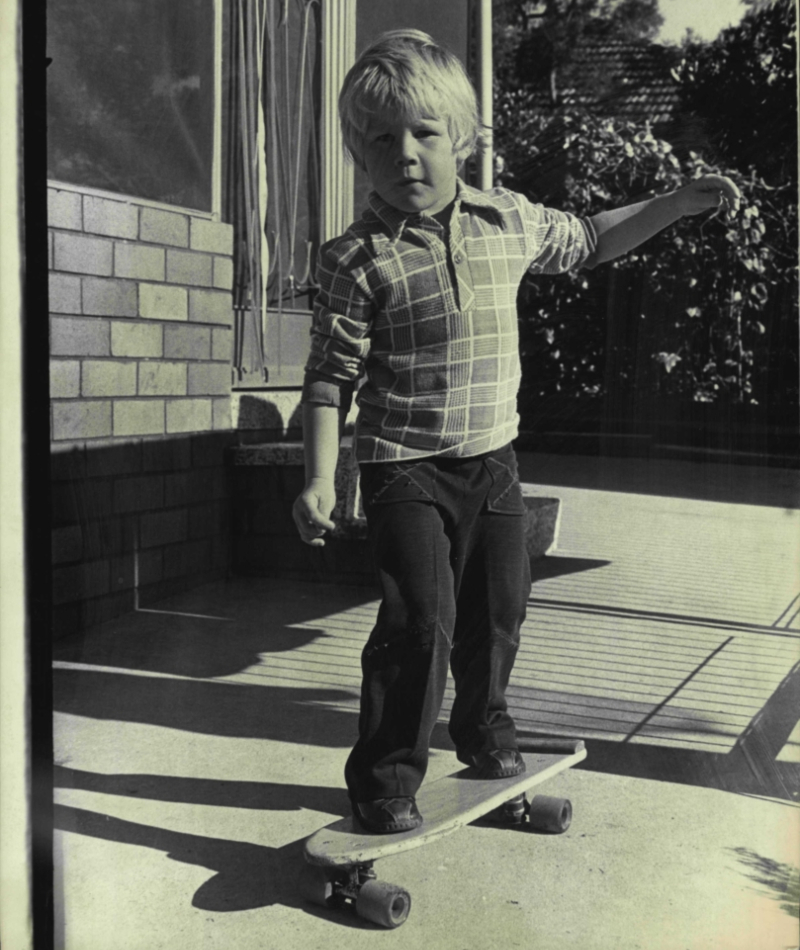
49, 188, 234, 440
48, 186, 241, 638
50, 434, 235, 637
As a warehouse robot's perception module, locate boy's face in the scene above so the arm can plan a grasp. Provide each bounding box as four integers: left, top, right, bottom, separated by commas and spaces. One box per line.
362, 113, 458, 216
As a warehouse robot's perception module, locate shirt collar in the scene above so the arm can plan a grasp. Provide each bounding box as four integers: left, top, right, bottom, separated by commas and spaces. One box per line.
367, 179, 502, 239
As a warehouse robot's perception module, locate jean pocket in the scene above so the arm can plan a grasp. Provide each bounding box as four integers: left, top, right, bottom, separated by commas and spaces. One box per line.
360, 462, 436, 506
484, 456, 527, 515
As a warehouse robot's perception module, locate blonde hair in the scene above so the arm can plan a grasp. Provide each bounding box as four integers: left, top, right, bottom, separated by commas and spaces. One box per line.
339, 29, 483, 168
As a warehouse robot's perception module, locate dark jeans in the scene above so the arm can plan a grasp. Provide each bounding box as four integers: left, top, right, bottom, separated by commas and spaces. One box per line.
344, 443, 531, 803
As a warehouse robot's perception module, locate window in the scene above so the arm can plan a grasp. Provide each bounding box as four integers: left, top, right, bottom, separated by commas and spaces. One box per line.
230, 0, 356, 387
47, 0, 220, 214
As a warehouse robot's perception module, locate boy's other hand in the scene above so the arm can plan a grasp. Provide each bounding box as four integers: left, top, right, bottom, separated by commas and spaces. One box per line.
677, 174, 742, 220
293, 478, 337, 546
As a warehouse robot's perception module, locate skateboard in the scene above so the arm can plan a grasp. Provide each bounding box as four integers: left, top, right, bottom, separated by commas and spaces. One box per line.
299, 738, 586, 928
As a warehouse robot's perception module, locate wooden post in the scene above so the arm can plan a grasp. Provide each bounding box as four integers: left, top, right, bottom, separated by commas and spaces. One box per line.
475, 0, 493, 191
321, 0, 357, 242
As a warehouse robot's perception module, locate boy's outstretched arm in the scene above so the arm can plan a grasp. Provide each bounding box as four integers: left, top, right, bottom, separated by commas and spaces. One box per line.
292, 402, 346, 546
589, 174, 742, 265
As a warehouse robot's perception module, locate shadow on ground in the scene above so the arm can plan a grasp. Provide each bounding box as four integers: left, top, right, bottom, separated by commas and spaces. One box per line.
52, 580, 377, 679
729, 847, 800, 919
53, 803, 374, 929
520, 657, 800, 802
53, 766, 353, 814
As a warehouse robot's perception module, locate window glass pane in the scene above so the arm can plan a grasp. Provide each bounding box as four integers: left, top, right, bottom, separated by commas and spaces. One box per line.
47, 0, 216, 211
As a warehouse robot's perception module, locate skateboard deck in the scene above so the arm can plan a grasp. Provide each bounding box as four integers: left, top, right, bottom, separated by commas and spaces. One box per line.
300, 738, 586, 928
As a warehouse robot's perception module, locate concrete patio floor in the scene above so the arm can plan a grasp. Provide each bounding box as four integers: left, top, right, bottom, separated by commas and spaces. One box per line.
52, 453, 800, 950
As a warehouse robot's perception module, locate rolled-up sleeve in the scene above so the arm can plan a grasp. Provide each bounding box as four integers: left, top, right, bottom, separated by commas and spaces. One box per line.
301, 241, 375, 408
517, 195, 598, 274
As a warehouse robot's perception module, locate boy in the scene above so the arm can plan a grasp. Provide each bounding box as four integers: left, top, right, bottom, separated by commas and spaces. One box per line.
292, 30, 740, 834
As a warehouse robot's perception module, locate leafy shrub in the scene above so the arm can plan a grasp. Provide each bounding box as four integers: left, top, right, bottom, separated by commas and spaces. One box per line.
494, 104, 798, 421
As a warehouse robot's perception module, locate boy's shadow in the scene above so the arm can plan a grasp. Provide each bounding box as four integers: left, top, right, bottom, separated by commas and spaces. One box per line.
53, 765, 352, 814
53, 779, 375, 929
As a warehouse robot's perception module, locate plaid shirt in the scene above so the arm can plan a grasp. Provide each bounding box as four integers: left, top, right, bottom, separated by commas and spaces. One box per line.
302, 180, 597, 462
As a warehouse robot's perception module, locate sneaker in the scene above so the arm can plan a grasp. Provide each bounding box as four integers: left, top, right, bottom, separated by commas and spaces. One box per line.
470, 749, 526, 779
352, 797, 423, 834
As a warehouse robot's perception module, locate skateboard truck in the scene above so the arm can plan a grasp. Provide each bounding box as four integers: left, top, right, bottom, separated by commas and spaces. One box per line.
298, 859, 412, 929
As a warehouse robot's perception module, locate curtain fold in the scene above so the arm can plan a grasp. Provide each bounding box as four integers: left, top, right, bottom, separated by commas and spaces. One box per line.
226, 0, 321, 384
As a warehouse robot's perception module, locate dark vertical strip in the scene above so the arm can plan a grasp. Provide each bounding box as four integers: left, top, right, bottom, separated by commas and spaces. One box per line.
23, 0, 54, 945
623, 637, 735, 743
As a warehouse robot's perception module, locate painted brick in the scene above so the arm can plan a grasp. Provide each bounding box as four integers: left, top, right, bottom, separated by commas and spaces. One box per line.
51, 315, 111, 357
166, 249, 213, 287
189, 289, 233, 326
139, 508, 188, 548
83, 440, 143, 478
141, 437, 192, 472
52, 559, 110, 605
83, 195, 139, 239
211, 328, 233, 362
213, 397, 232, 430
188, 501, 225, 540
48, 189, 82, 230
63, 477, 115, 526
82, 360, 138, 397
140, 208, 189, 247
162, 471, 190, 507
50, 315, 111, 357
51, 445, 87, 482
50, 360, 81, 398
166, 398, 213, 434
163, 468, 225, 506
113, 474, 164, 514
51, 482, 80, 526
190, 219, 233, 255
52, 478, 116, 528
52, 524, 84, 565
81, 513, 138, 559
54, 232, 113, 276
190, 431, 234, 469
140, 283, 187, 322
52, 400, 113, 441
49, 232, 53, 269
115, 243, 165, 281
162, 538, 211, 580
49, 273, 82, 314
113, 399, 165, 437
213, 256, 233, 290
164, 324, 211, 360
187, 362, 230, 396
111, 321, 163, 358
138, 361, 187, 397
138, 548, 164, 586
109, 554, 136, 593
83, 277, 138, 317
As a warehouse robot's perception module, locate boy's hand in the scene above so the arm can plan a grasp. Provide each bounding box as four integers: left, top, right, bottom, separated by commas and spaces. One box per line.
293, 478, 337, 546
677, 174, 742, 220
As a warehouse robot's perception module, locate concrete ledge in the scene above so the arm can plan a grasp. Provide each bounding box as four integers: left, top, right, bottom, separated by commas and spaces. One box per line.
230, 442, 561, 585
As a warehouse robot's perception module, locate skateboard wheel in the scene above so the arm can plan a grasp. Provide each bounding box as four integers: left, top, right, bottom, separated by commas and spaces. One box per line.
355, 879, 411, 928
527, 795, 572, 834
298, 863, 337, 907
